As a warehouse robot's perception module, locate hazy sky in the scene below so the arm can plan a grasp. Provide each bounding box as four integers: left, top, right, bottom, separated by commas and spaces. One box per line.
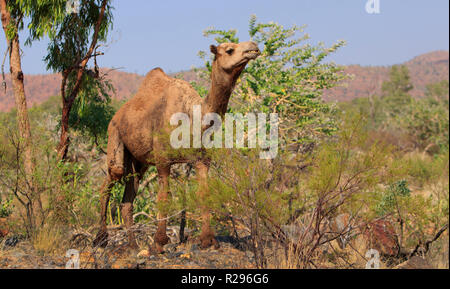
1, 0, 449, 75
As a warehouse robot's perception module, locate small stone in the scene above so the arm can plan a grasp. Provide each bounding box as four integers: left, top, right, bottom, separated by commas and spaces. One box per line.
186, 261, 198, 266
167, 251, 184, 259
189, 244, 199, 253
395, 256, 433, 269
3, 236, 19, 248
137, 258, 146, 266
137, 250, 150, 258
180, 252, 192, 259
165, 243, 178, 253
11, 251, 25, 258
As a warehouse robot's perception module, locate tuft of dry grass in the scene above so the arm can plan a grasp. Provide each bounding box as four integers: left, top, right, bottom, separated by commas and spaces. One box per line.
31, 226, 68, 257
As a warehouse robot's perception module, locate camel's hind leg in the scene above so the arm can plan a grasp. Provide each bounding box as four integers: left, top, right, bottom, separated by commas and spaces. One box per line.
93, 124, 125, 248
120, 154, 143, 249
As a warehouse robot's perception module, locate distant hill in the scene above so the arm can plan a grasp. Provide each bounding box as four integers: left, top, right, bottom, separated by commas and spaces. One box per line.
0, 69, 144, 112
0, 51, 448, 112
323, 51, 449, 101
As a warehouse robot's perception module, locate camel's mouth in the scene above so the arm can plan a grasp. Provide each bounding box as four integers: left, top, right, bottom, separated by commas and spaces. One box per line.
233, 49, 260, 68
243, 49, 261, 60
233, 51, 260, 69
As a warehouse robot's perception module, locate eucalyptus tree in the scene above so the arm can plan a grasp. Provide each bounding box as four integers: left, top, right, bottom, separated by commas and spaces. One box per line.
19, 0, 114, 160
1, 0, 37, 233
1, 0, 34, 183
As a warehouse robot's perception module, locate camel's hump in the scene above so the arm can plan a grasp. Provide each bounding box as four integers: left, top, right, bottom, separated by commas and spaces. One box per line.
138, 67, 171, 91
145, 67, 167, 78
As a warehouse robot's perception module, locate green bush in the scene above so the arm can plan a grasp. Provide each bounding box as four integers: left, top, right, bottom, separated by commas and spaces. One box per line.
0, 197, 13, 218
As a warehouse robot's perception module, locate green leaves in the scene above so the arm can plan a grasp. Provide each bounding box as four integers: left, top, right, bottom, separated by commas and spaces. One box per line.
18, 0, 113, 45
197, 16, 347, 149
68, 72, 115, 147
203, 28, 239, 44
382, 65, 414, 98
348, 65, 448, 154
0, 196, 13, 218
403, 95, 449, 151
14, 1, 115, 151
249, 14, 258, 38
17, 0, 68, 43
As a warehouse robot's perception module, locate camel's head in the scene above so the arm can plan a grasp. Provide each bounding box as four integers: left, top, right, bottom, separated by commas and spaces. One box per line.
210, 41, 260, 73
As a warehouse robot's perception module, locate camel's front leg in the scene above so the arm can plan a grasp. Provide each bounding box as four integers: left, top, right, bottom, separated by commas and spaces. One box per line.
152, 165, 171, 253
196, 161, 219, 249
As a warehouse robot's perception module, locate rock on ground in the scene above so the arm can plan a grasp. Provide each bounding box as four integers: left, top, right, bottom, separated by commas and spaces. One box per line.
395, 256, 432, 269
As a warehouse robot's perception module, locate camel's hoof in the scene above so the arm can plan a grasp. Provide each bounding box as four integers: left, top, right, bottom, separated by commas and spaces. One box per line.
93, 231, 109, 248
200, 235, 220, 250
149, 243, 166, 255
151, 232, 170, 254
155, 232, 170, 245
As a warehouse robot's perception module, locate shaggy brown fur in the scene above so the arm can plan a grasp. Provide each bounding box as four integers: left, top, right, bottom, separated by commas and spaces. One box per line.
93, 42, 260, 252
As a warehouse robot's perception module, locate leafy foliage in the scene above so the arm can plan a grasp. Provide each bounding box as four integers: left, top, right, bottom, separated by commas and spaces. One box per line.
0, 196, 13, 218
68, 74, 115, 148
197, 16, 347, 148
16, 0, 115, 158
18, 0, 113, 46
376, 180, 411, 216
344, 66, 449, 154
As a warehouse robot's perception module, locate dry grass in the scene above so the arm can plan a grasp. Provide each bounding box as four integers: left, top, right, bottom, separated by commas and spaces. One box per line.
31, 226, 68, 257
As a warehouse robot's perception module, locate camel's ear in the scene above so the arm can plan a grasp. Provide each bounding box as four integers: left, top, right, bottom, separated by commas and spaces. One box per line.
210, 45, 218, 55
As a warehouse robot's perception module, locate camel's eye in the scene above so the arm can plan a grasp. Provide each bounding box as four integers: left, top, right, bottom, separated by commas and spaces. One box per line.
226, 48, 234, 55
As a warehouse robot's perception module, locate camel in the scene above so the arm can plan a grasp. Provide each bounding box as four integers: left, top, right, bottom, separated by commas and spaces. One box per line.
94, 41, 260, 253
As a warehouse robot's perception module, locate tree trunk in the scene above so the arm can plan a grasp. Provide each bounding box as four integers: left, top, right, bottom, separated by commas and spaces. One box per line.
57, 97, 73, 160
1, 1, 34, 186
1, 0, 36, 231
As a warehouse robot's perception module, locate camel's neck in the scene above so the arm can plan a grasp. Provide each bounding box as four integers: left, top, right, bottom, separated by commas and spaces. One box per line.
203, 63, 241, 116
